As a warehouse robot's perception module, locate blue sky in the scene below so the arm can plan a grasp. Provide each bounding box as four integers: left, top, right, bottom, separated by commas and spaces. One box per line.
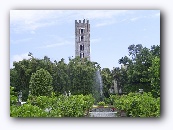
10, 10, 160, 70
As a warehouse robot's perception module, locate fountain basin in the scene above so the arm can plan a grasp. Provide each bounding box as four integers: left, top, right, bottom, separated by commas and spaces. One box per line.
89, 105, 118, 117
89, 112, 118, 117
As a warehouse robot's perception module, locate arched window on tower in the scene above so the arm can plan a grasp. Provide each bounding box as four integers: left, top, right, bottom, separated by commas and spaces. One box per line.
80, 53, 84, 58
79, 28, 85, 34
80, 45, 84, 51
81, 36, 84, 41
81, 29, 84, 34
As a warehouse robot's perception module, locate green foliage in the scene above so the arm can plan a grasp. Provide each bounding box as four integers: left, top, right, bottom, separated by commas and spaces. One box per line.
10, 44, 160, 117
97, 101, 105, 106
104, 97, 112, 105
11, 94, 95, 117
149, 57, 160, 98
10, 54, 57, 101
117, 44, 160, 96
10, 56, 54, 101
112, 67, 128, 94
111, 92, 160, 117
29, 68, 53, 96
10, 104, 48, 117
10, 86, 18, 106
55, 94, 94, 117
11, 54, 100, 100
101, 68, 113, 98
67, 57, 98, 96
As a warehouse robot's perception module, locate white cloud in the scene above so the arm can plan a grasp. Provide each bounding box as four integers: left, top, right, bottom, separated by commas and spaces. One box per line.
30, 31, 36, 34
79, 10, 128, 20
11, 38, 32, 44
11, 10, 159, 33
95, 20, 116, 27
10, 10, 61, 33
130, 17, 140, 22
121, 18, 128, 22
129, 11, 160, 22
39, 41, 73, 48
10, 10, 129, 33
12, 52, 30, 62
10, 10, 59, 23
11, 53, 30, 68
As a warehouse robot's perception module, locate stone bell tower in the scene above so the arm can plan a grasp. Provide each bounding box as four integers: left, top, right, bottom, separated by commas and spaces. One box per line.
75, 19, 90, 60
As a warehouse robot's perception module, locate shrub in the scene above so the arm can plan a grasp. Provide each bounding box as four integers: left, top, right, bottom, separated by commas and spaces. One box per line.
10, 104, 48, 117
111, 92, 160, 117
97, 101, 105, 106
11, 94, 95, 117
10, 86, 18, 106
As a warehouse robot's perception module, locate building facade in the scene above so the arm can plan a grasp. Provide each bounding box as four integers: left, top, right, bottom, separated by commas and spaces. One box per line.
75, 19, 90, 60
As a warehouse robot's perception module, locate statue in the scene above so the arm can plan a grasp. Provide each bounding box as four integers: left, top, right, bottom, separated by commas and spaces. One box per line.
68, 91, 71, 96
64, 91, 67, 96
18, 91, 22, 102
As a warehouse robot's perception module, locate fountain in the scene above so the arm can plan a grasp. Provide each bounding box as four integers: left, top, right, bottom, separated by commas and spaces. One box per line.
92, 69, 104, 103
89, 69, 118, 117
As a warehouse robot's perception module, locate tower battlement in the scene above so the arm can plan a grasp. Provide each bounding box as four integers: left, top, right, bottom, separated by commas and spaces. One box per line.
75, 19, 89, 24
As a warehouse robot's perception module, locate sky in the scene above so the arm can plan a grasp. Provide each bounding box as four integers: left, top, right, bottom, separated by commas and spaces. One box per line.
10, 10, 160, 70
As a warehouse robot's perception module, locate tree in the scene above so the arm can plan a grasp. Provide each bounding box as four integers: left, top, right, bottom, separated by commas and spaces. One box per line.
117, 44, 160, 95
118, 56, 131, 65
10, 53, 55, 100
149, 56, 160, 98
11, 59, 32, 101
101, 68, 113, 98
127, 46, 152, 92
111, 67, 128, 94
151, 45, 160, 57
10, 53, 100, 99
67, 57, 97, 95
29, 68, 53, 96
52, 58, 69, 95
128, 44, 143, 61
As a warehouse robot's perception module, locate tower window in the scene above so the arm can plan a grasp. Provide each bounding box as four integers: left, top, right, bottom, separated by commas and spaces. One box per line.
80, 45, 84, 51
81, 29, 84, 34
81, 36, 84, 41
79, 28, 85, 34
80, 53, 84, 58
79, 36, 84, 41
